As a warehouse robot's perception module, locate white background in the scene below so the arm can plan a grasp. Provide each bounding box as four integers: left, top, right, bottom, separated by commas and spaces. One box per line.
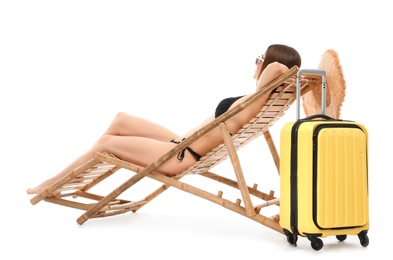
1, 0, 390, 258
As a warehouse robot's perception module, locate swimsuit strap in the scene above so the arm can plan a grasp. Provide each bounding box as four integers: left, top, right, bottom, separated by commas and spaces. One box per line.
170, 138, 186, 161
170, 138, 201, 161
186, 146, 202, 161
170, 139, 182, 145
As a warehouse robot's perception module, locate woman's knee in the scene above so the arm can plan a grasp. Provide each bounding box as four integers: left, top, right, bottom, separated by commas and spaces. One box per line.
108, 112, 131, 133
113, 112, 129, 124
94, 135, 113, 152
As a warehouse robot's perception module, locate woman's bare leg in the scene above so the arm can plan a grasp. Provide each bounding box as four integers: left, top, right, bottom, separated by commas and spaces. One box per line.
101, 112, 180, 141
27, 112, 183, 195
26, 150, 95, 195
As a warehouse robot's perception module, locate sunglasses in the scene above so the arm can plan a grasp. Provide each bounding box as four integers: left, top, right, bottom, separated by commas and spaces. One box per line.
255, 55, 264, 65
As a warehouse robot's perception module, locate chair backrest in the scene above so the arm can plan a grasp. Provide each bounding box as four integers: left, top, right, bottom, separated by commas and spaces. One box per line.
179, 67, 320, 176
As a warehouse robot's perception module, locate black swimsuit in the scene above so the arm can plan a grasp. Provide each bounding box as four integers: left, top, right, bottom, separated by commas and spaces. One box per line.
170, 96, 244, 162
170, 138, 202, 161
215, 95, 245, 118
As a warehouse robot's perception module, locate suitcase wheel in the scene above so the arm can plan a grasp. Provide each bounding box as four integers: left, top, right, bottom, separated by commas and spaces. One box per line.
336, 235, 347, 241
283, 229, 297, 246
358, 230, 369, 247
307, 235, 323, 251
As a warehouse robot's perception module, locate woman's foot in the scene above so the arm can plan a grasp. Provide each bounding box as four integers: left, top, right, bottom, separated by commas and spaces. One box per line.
26, 178, 57, 195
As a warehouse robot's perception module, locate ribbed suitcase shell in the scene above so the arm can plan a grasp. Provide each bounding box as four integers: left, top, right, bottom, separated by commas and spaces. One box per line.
314, 124, 368, 228
280, 119, 369, 249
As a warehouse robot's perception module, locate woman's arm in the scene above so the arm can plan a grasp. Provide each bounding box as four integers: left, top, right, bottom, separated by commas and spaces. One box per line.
221, 62, 290, 134
255, 62, 289, 92
182, 62, 289, 139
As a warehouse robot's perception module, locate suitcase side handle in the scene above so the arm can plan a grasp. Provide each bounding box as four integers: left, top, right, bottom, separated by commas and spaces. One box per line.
296, 69, 327, 120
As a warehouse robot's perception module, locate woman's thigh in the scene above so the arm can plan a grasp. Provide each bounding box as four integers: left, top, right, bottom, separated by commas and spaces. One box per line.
103, 112, 180, 142
99, 135, 195, 175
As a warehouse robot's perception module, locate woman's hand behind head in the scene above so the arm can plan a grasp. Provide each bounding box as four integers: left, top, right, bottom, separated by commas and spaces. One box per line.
255, 62, 289, 92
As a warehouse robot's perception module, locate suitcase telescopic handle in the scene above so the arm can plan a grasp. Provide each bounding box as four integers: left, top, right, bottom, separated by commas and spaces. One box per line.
296, 69, 327, 120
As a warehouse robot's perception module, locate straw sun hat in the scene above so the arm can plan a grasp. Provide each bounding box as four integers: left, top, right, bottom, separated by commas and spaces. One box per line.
302, 49, 346, 119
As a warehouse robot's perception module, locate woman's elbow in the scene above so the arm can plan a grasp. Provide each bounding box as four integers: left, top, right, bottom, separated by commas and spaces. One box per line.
269, 62, 289, 74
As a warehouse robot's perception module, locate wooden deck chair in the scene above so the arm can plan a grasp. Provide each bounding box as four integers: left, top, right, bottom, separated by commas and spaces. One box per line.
30, 65, 321, 234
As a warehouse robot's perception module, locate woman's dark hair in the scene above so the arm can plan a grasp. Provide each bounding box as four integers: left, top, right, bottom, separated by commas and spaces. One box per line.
259, 44, 301, 78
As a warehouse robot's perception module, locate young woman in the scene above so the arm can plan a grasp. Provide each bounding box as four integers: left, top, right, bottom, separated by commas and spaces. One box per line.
27, 44, 301, 195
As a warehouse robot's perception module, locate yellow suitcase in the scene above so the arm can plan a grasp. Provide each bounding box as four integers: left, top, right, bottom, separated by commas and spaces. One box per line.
279, 69, 369, 250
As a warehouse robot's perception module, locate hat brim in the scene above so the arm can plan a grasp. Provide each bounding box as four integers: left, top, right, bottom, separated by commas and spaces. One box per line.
302, 49, 346, 119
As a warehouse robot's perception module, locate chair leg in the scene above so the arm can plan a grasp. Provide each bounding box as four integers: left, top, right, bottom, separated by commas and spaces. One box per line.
76, 166, 153, 225
219, 122, 255, 217
147, 171, 283, 234
129, 176, 183, 213
263, 130, 280, 175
